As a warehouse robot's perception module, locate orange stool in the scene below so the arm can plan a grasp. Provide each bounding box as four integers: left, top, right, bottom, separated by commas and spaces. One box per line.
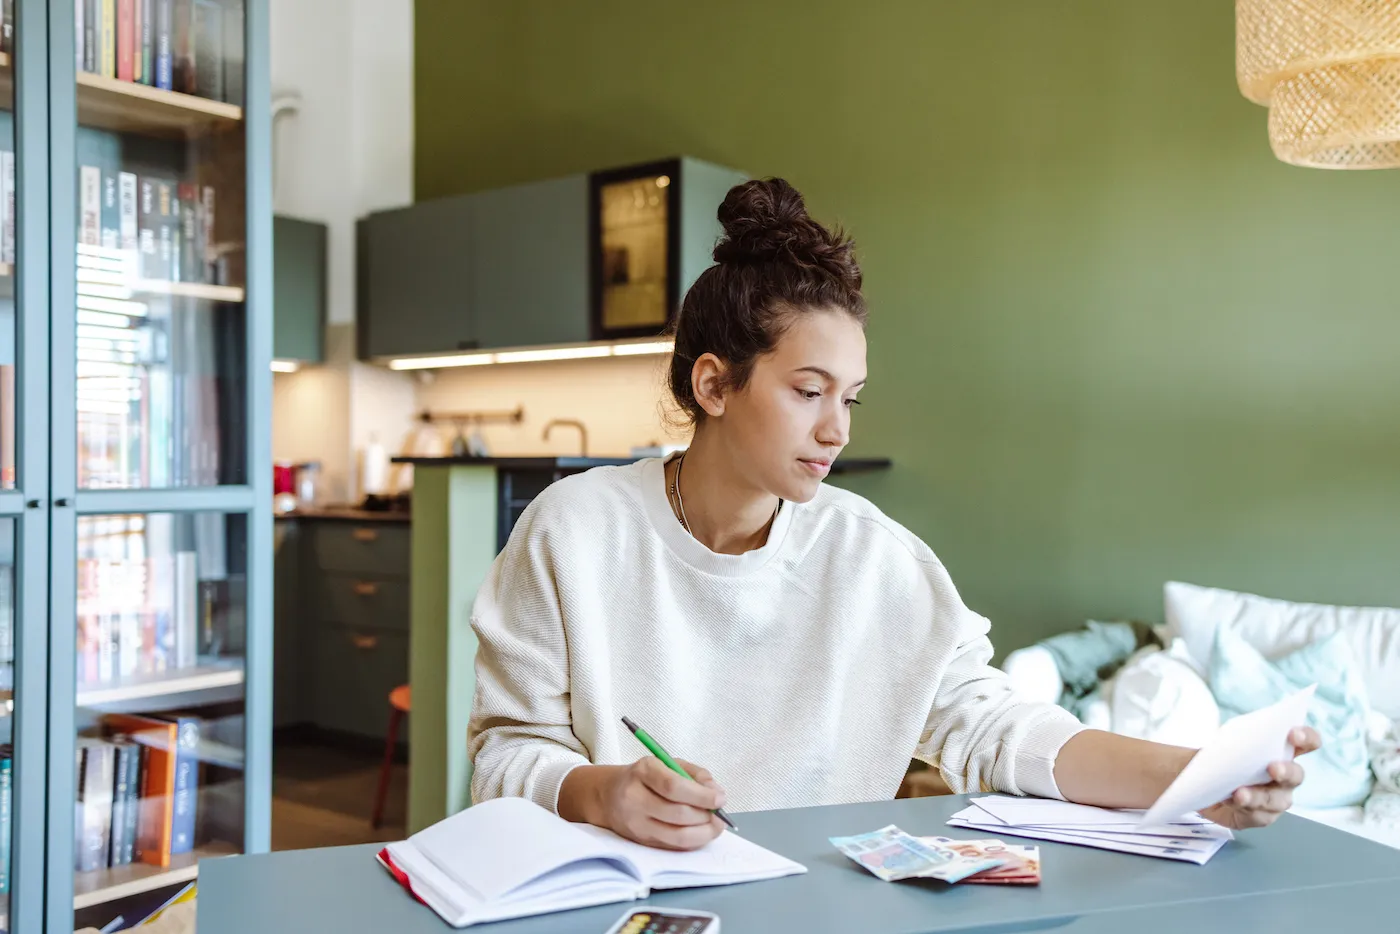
372, 684, 411, 829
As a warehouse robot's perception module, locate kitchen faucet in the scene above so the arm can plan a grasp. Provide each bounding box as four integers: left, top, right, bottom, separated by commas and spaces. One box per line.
542, 418, 588, 457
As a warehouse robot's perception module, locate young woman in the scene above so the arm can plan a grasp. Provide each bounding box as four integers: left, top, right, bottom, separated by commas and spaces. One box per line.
467, 178, 1320, 850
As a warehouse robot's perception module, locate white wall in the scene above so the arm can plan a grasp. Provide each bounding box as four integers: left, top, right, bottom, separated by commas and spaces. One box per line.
270, 0, 418, 501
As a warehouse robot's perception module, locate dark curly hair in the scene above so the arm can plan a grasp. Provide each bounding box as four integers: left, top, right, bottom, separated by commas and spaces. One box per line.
666, 177, 866, 425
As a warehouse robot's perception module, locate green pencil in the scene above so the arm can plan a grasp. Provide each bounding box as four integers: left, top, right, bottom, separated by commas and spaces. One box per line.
621, 716, 738, 832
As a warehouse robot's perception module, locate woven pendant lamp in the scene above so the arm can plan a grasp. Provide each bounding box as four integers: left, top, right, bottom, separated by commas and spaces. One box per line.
1237, 0, 1400, 169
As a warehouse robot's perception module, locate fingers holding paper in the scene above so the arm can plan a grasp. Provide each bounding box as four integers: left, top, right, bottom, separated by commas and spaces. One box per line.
1201, 725, 1321, 830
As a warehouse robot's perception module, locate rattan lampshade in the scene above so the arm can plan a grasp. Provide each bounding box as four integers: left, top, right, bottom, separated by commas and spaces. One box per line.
1237, 0, 1400, 169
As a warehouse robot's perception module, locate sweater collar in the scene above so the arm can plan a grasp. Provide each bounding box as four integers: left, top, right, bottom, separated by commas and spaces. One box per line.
639, 454, 795, 577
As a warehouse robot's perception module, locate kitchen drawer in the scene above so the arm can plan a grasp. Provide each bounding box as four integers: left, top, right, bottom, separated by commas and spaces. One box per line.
318, 573, 410, 632
312, 625, 409, 741
312, 522, 410, 576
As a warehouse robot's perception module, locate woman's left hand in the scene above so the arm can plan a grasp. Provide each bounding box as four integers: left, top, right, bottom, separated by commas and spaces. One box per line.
1200, 726, 1322, 830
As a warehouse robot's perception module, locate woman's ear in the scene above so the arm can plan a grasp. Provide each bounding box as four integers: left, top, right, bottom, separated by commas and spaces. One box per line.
691, 353, 728, 418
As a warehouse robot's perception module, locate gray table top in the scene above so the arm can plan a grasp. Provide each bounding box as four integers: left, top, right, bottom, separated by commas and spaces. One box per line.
198, 794, 1400, 934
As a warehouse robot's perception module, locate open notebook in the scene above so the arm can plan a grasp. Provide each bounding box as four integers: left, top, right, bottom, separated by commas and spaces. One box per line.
377, 797, 807, 928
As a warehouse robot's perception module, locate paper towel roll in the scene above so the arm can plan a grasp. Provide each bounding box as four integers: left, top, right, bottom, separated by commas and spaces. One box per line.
362, 435, 389, 495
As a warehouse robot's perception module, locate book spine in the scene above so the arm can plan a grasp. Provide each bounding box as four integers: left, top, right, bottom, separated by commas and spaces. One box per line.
100, 169, 120, 250
138, 176, 157, 277
168, 717, 199, 854
119, 171, 138, 255
76, 744, 114, 872
157, 179, 173, 281
173, 0, 194, 95
109, 744, 130, 867
84, 0, 98, 73
75, 0, 86, 71
192, 0, 222, 101
178, 182, 198, 283
201, 185, 216, 282
131, 0, 142, 82
127, 744, 145, 862
80, 165, 101, 247
155, 0, 172, 90
140, 0, 155, 84
0, 150, 14, 266
100, 0, 117, 78
0, 747, 11, 895
117, 0, 134, 81
222, 0, 244, 107
175, 551, 197, 668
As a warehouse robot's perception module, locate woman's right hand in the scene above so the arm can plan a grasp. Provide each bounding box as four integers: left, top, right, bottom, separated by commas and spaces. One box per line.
558, 759, 727, 851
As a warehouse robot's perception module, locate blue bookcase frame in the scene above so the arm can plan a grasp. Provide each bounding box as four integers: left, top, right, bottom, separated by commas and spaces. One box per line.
0, 1, 271, 929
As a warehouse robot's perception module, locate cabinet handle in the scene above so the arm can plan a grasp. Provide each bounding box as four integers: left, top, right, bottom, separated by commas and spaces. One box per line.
350, 634, 379, 650
351, 527, 379, 543
352, 581, 379, 597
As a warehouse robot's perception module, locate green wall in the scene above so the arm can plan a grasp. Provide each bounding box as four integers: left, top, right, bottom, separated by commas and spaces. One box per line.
416, 0, 1400, 653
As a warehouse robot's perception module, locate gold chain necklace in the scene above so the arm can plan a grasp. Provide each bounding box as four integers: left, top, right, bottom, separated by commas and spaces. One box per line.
668, 453, 780, 536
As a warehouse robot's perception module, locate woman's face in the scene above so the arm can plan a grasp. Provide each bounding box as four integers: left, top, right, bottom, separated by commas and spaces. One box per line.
714, 308, 867, 504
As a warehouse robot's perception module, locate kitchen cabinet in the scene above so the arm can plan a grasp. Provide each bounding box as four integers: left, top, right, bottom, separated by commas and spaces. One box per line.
273, 215, 328, 362
273, 516, 411, 744
358, 157, 747, 359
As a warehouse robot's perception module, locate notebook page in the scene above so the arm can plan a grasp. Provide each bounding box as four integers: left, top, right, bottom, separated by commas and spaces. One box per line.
411, 797, 641, 903
575, 825, 807, 890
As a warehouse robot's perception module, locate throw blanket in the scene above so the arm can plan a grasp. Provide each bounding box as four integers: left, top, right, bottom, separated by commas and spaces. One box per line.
1367, 720, 1400, 834
1037, 620, 1160, 719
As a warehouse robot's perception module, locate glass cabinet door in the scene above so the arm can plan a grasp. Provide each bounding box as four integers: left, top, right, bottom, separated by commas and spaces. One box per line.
65, 2, 251, 929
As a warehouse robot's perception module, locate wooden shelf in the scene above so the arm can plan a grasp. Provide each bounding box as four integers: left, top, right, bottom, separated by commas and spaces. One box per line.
77, 662, 245, 709
73, 841, 238, 909
0, 54, 242, 137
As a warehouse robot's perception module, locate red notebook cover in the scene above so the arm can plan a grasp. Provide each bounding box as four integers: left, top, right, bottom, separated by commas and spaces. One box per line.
376, 847, 426, 906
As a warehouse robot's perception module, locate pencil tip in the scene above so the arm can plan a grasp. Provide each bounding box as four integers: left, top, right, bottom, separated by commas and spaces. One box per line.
621, 716, 638, 732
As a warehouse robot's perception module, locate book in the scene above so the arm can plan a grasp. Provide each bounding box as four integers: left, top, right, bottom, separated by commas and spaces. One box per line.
75, 740, 115, 872
138, 176, 159, 277
192, 0, 222, 101
379, 797, 806, 928
84, 0, 98, 73
100, 0, 117, 78
172, 0, 193, 94
0, 150, 15, 265
103, 714, 177, 868
222, 0, 244, 107
154, 0, 171, 89
157, 179, 174, 280
76, 0, 86, 70
119, 171, 138, 254
201, 185, 216, 282
100, 168, 120, 250
0, 746, 11, 897
80, 164, 102, 247
117, 0, 135, 81
139, 0, 154, 84
109, 740, 135, 867
0, 0, 12, 56
174, 551, 198, 667
166, 715, 200, 854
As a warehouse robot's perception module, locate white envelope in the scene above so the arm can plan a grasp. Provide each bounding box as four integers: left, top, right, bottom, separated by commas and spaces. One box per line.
951, 805, 1227, 852
970, 796, 1210, 828
946, 818, 1226, 865
1138, 684, 1315, 828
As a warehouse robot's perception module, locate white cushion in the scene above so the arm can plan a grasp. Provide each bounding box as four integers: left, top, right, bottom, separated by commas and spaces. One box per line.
1163, 581, 1400, 721
1110, 640, 1221, 748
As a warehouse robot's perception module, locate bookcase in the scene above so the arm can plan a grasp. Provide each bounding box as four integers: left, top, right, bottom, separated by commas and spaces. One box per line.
0, 1, 271, 931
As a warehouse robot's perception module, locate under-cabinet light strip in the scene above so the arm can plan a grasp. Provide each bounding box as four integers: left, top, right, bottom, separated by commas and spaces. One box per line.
386, 340, 675, 371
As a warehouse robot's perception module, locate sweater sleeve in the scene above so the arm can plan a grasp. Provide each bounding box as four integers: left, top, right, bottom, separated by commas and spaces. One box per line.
467, 513, 591, 813
914, 564, 1087, 800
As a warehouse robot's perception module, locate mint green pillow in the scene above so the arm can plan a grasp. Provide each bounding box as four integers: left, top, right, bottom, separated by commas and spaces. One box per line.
1209, 626, 1373, 808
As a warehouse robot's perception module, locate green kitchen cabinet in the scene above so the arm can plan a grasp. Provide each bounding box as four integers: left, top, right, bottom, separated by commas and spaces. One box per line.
470, 174, 590, 349
359, 194, 477, 358
273, 215, 328, 362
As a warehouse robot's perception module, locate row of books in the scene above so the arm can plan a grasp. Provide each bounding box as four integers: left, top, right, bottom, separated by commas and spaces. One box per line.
0, 745, 11, 901
76, 512, 231, 684
75, 0, 245, 106
0, 149, 15, 266
75, 713, 200, 873
79, 163, 221, 285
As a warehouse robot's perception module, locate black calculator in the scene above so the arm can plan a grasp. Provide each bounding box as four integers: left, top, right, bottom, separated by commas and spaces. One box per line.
603, 907, 720, 934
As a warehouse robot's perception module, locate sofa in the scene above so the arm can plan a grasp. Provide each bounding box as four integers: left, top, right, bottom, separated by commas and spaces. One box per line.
1003, 581, 1400, 850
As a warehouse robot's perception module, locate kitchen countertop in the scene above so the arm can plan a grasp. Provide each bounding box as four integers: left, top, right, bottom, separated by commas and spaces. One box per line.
393, 455, 893, 474
274, 506, 411, 522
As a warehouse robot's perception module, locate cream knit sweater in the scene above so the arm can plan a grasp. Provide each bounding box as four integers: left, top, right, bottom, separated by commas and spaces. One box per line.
467, 457, 1085, 814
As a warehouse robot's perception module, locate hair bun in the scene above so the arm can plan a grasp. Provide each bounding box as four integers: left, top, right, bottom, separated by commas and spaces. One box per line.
713, 178, 861, 284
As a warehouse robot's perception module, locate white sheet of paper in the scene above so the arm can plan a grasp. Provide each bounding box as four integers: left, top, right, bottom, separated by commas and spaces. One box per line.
951, 805, 1228, 851
1138, 683, 1315, 828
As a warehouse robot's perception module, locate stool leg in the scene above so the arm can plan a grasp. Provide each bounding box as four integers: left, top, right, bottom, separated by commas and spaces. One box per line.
372, 707, 403, 829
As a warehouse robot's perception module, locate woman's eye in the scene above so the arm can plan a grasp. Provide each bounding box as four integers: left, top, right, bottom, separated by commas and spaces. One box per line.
797, 389, 821, 400
844, 398, 862, 407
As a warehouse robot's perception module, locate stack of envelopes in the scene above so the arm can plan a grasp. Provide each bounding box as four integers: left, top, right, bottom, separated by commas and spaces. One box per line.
946, 796, 1232, 865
